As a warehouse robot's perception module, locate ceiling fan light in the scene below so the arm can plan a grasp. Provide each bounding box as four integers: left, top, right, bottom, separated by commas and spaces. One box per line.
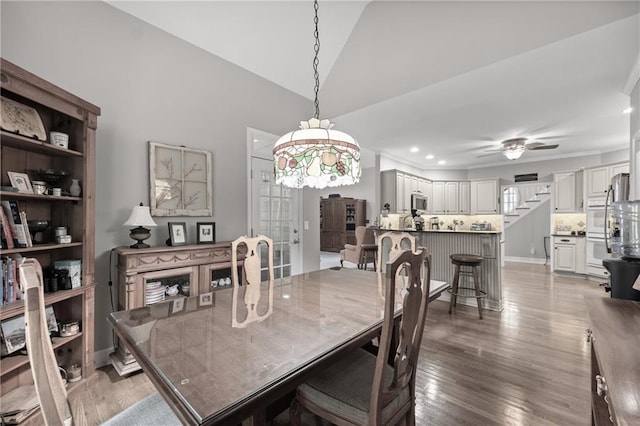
503, 146, 525, 160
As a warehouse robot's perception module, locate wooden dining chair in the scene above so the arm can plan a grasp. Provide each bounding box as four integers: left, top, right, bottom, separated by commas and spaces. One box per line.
19, 258, 81, 425
376, 231, 416, 273
290, 247, 431, 426
231, 235, 274, 328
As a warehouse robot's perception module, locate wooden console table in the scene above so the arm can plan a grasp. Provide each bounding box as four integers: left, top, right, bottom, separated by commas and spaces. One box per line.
112, 242, 243, 375
585, 297, 640, 425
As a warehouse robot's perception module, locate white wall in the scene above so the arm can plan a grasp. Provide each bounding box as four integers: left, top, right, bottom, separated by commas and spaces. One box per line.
1, 1, 311, 352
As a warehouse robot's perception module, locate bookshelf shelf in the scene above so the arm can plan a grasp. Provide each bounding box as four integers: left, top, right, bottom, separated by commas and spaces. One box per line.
0, 332, 83, 376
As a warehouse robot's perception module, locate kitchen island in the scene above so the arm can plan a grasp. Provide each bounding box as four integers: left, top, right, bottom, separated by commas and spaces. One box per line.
376, 229, 503, 311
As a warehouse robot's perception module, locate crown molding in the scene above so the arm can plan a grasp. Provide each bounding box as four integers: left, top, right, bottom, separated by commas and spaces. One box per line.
623, 53, 640, 95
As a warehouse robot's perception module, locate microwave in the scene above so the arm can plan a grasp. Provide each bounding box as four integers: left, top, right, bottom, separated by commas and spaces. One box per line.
411, 194, 428, 211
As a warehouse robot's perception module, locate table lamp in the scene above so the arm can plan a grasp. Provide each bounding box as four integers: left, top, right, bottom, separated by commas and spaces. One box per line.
124, 202, 157, 248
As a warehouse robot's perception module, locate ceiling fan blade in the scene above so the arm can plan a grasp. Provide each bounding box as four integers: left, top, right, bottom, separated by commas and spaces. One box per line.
532, 135, 565, 140
524, 142, 545, 149
476, 151, 501, 158
528, 144, 559, 150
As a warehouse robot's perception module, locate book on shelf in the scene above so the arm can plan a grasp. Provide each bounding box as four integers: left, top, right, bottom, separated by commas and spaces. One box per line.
0, 205, 15, 249
0, 200, 28, 248
19, 211, 32, 248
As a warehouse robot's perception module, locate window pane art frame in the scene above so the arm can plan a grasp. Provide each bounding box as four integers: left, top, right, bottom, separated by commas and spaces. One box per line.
149, 141, 213, 217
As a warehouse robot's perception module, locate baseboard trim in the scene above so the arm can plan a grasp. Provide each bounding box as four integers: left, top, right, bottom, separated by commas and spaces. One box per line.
504, 256, 547, 265
95, 346, 114, 368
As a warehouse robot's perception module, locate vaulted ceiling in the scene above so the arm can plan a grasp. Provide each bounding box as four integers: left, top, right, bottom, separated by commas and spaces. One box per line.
108, 1, 639, 169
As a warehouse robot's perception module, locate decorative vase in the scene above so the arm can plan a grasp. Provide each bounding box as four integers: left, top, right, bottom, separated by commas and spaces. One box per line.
69, 179, 81, 197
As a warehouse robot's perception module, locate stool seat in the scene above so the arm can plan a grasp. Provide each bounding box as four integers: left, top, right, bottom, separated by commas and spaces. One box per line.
448, 253, 484, 319
450, 254, 483, 266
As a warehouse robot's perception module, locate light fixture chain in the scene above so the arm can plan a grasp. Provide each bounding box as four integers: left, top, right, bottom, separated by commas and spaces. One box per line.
313, 0, 320, 119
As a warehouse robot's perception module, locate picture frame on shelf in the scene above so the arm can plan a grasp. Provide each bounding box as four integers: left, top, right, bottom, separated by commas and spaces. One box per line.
168, 222, 187, 246
6, 172, 33, 194
199, 292, 213, 307
0, 96, 46, 141
196, 222, 215, 244
149, 141, 213, 217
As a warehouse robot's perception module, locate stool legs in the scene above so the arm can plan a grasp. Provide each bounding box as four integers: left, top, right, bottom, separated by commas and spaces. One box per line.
449, 264, 483, 319
448, 264, 460, 314
472, 266, 483, 319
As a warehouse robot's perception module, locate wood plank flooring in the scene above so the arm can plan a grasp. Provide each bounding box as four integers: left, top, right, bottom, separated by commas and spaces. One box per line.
40, 262, 603, 425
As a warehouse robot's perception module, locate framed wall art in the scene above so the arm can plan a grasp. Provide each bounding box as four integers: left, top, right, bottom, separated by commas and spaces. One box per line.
168, 222, 187, 246
197, 222, 216, 244
149, 141, 213, 217
7, 172, 33, 193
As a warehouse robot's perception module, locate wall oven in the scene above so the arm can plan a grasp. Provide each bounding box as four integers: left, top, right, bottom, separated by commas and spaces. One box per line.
586, 237, 611, 278
586, 198, 606, 236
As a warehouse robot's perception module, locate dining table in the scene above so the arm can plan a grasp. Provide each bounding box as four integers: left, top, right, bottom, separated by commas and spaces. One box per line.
108, 267, 449, 425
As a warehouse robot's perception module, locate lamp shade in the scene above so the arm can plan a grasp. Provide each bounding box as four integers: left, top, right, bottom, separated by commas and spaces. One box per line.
123, 203, 157, 227
273, 118, 361, 189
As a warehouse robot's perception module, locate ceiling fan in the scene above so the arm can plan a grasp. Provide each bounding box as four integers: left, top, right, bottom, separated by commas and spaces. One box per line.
478, 137, 559, 160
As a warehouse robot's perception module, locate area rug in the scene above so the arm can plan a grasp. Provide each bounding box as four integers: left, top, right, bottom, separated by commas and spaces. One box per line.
101, 392, 180, 426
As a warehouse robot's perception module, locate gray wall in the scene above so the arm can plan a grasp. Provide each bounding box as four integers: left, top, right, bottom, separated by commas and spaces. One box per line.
504, 202, 551, 260
1, 1, 311, 353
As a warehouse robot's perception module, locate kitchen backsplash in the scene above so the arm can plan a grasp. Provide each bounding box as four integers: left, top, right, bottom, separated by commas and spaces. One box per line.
552, 213, 586, 233
379, 214, 503, 232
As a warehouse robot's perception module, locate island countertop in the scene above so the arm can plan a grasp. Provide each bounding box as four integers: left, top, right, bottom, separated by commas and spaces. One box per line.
383, 228, 502, 234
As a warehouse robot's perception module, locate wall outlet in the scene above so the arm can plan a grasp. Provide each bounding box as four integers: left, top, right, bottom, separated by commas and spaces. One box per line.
530, 247, 536, 255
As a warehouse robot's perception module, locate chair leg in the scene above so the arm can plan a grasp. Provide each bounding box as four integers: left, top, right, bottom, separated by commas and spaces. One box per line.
289, 397, 303, 426
340, 259, 343, 267
473, 266, 483, 320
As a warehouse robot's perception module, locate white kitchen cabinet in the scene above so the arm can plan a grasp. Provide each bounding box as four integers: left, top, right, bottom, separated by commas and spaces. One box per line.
553, 236, 586, 274
431, 181, 459, 213
575, 237, 586, 274
586, 167, 609, 198
470, 179, 499, 214
380, 170, 431, 214
432, 182, 445, 213
585, 163, 629, 198
459, 181, 470, 214
609, 163, 630, 178
554, 237, 576, 272
554, 172, 577, 212
422, 180, 432, 212
444, 181, 459, 213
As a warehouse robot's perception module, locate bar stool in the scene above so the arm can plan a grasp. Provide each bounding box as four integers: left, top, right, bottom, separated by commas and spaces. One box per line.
448, 254, 486, 319
359, 243, 378, 271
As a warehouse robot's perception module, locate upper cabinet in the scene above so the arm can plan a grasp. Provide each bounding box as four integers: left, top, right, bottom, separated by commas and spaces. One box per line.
459, 181, 470, 214
381, 170, 433, 214
554, 172, 577, 212
470, 179, 499, 214
585, 163, 629, 198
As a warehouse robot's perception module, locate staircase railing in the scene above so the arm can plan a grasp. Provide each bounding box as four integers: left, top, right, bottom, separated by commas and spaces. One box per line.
502, 182, 551, 216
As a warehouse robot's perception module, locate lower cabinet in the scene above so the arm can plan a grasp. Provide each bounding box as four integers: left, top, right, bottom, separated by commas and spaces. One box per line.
553, 236, 586, 273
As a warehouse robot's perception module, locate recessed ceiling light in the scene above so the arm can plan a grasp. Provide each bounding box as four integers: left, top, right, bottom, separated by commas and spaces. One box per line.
622, 107, 633, 114
438, 160, 446, 165
253, 138, 259, 143
410, 147, 419, 153
426, 154, 434, 160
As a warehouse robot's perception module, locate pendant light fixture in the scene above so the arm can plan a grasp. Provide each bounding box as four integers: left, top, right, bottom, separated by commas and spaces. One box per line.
273, 0, 361, 189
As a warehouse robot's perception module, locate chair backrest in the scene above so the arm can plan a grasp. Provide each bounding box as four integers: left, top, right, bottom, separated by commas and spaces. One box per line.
370, 248, 431, 424
355, 226, 376, 246
231, 235, 274, 328
19, 258, 73, 426
376, 231, 416, 273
